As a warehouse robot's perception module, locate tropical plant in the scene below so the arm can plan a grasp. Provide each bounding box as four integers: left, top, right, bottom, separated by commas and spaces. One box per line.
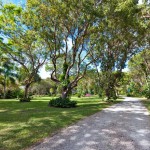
0, 59, 18, 98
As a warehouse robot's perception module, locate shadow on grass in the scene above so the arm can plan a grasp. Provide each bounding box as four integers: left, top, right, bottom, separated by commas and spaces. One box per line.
0, 97, 121, 150
31, 99, 150, 150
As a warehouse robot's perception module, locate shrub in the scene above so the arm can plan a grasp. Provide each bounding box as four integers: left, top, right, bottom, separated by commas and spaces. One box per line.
15, 89, 24, 98
4, 88, 24, 99
126, 93, 132, 97
5, 90, 14, 99
112, 93, 118, 100
50, 88, 55, 95
145, 89, 150, 99
77, 93, 82, 98
49, 97, 77, 108
19, 97, 32, 102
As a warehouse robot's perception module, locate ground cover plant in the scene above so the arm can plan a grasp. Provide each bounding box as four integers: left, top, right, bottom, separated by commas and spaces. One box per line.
0, 96, 122, 150
141, 99, 150, 113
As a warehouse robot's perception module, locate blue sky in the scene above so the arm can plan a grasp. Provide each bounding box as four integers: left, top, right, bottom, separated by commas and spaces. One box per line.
3, 0, 143, 5
3, 0, 25, 5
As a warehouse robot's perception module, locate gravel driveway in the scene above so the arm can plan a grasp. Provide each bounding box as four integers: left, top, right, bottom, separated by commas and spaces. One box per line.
30, 97, 150, 150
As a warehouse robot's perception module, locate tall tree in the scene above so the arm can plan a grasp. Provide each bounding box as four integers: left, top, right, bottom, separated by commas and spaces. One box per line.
91, 0, 147, 100
0, 3, 48, 101
26, 0, 102, 99
128, 49, 150, 98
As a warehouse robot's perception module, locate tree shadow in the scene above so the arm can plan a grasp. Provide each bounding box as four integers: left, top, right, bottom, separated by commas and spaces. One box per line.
0, 98, 116, 150
30, 99, 150, 150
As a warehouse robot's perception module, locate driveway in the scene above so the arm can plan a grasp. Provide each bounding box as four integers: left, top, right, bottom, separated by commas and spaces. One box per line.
30, 97, 150, 150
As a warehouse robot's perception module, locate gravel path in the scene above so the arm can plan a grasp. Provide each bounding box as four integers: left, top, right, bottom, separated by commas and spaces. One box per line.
30, 97, 150, 150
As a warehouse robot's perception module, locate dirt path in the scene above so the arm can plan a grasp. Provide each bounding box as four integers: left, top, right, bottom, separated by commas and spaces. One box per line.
30, 97, 150, 150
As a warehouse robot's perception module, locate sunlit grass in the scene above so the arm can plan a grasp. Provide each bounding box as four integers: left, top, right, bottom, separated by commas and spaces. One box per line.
0, 96, 122, 150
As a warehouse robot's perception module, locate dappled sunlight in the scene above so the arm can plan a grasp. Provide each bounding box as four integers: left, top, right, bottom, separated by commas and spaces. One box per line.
104, 98, 149, 115
0, 109, 8, 112
31, 97, 150, 150
0, 98, 149, 150
1, 96, 118, 150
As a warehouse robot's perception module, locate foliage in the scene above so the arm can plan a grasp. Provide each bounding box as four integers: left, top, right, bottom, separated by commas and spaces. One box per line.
19, 96, 32, 102
77, 92, 82, 98
49, 97, 77, 108
30, 79, 52, 95
90, 0, 148, 100
77, 70, 97, 96
128, 49, 150, 98
49, 88, 54, 95
26, 0, 101, 99
4, 88, 24, 99
142, 99, 150, 115
144, 88, 150, 99
0, 0, 149, 100
0, 3, 48, 99
0, 58, 18, 98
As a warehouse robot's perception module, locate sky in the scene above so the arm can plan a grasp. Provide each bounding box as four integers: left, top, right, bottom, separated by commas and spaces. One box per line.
3, 0, 25, 5
3, 0, 144, 4
39, 65, 50, 79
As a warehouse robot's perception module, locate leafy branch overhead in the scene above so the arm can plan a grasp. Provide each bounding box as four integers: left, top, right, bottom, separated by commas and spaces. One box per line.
0, 0, 149, 100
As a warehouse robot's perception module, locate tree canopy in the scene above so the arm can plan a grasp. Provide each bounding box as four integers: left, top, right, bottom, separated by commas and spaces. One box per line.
0, 0, 149, 101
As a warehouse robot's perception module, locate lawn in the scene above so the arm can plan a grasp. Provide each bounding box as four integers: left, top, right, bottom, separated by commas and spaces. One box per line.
141, 98, 150, 113
0, 96, 122, 150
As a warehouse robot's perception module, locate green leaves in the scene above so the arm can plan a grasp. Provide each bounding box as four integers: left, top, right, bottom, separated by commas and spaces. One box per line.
128, 49, 150, 98
0, 0, 149, 99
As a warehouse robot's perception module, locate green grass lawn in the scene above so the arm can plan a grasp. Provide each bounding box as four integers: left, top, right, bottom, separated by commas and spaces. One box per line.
141, 98, 150, 113
0, 96, 122, 150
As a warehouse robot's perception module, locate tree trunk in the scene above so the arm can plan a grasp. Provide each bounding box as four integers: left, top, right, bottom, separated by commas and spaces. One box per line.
61, 86, 71, 99
61, 91, 68, 99
23, 84, 30, 101
3, 76, 6, 99
3, 83, 6, 99
105, 88, 111, 101
116, 89, 119, 97
105, 86, 117, 101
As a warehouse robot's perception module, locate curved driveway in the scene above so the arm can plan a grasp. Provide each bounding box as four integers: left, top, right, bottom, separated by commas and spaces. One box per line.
31, 97, 150, 150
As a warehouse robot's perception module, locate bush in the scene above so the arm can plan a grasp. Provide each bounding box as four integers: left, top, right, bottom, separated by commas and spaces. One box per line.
4, 88, 24, 99
77, 93, 81, 98
19, 97, 32, 102
5, 90, 14, 99
126, 93, 132, 97
49, 97, 77, 108
145, 89, 150, 99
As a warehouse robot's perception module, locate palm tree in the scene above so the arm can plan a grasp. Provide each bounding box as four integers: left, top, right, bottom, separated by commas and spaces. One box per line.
0, 59, 18, 98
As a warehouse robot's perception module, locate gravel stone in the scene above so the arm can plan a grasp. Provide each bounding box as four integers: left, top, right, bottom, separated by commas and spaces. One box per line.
30, 97, 150, 150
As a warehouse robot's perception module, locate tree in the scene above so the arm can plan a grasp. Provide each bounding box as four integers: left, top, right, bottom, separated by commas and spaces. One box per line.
0, 4, 48, 101
26, 0, 102, 99
90, 0, 147, 100
128, 49, 150, 98
30, 79, 52, 96
0, 59, 18, 98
